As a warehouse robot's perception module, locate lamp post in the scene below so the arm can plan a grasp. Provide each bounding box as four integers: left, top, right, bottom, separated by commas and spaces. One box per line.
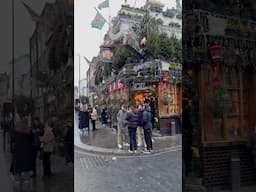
11, 0, 15, 132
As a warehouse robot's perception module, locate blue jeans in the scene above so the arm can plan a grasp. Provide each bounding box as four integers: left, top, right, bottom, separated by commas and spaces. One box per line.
128, 127, 137, 151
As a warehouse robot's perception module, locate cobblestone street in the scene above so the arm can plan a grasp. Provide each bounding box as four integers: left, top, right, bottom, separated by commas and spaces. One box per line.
75, 149, 182, 192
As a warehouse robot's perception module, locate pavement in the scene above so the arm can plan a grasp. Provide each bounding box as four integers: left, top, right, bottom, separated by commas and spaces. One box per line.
75, 149, 182, 192
0, 131, 73, 192
74, 112, 182, 156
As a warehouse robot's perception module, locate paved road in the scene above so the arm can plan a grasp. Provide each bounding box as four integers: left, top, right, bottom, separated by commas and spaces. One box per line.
75, 149, 182, 192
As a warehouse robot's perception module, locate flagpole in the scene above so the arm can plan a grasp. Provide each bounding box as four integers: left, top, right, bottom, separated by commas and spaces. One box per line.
79, 54, 81, 99
108, 0, 111, 28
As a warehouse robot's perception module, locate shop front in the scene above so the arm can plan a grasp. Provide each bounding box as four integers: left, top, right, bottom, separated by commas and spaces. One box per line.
107, 60, 182, 135
184, 9, 256, 190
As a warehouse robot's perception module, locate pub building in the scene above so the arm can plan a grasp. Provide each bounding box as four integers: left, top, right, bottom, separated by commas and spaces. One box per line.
184, 9, 256, 190
105, 59, 182, 135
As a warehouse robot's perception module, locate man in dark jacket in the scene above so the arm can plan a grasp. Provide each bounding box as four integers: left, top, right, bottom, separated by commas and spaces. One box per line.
79, 105, 90, 134
142, 105, 153, 153
31, 117, 44, 177
126, 106, 138, 153
64, 121, 74, 165
101, 107, 108, 126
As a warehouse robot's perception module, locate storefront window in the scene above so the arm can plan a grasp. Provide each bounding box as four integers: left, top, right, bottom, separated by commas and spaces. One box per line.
209, 66, 248, 141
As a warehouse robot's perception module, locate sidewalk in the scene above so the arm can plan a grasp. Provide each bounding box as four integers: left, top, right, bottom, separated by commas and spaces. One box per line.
75, 116, 182, 156
0, 131, 73, 192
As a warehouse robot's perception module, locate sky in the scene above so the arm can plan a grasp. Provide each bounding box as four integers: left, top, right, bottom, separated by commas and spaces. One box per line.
0, 0, 55, 74
74, 0, 179, 86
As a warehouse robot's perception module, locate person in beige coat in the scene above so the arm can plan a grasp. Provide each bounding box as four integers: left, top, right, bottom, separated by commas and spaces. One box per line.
41, 120, 55, 176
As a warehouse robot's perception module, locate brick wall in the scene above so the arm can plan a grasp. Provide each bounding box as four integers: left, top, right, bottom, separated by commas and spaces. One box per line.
202, 143, 256, 190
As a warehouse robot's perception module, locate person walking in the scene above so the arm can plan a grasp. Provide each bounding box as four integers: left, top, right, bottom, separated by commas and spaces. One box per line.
142, 104, 153, 153
63, 121, 74, 166
91, 107, 98, 131
31, 117, 44, 177
101, 107, 108, 126
126, 106, 138, 153
137, 104, 145, 148
41, 120, 55, 177
79, 105, 90, 134
116, 105, 128, 149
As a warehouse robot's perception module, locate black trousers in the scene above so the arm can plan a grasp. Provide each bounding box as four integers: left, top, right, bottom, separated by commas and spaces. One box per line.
128, 127, 137, 151
144, 128, 153, 150
31, 147, 39, 175
65, 143, 74, 164
91, 120, 96, 131
43, 152, 52, 176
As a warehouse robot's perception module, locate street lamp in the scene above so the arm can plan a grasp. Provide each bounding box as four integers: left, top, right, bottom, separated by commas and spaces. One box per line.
11, 0, 15, 131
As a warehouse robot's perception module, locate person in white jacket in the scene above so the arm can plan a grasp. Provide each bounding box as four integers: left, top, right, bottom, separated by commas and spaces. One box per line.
91, 107, 98, 131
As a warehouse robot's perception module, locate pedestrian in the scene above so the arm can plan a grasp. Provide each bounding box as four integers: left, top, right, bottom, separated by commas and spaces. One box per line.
126, 106, 138, 153
142, 104, 153, 153
31, 117, 44, 177
101, 107, 108, 126
91, 107, 98, 131
79, 105, 90, 134
137, 104, 145, 148
63, 121, 74, 166
248, 125, 256, 167
41, 120, 55, 177
10, 116, 33, 178
116, 104, 129, 149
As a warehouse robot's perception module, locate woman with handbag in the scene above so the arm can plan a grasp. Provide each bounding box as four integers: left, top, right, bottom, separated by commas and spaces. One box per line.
41, 120, 55, 177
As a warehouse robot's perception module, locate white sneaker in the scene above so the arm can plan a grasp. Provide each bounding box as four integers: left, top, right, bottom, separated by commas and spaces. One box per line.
128, 150, 133, 153
142, 150, 150, 154
134, 150, 137, 153
124, 143, 129, 146
118, 144, 123, 149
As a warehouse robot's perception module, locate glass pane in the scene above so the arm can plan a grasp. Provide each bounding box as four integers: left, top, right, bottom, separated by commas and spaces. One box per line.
213, 119, 223, 139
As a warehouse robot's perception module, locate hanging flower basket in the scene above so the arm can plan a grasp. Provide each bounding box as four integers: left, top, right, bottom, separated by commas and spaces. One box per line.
163, 92, 173, 105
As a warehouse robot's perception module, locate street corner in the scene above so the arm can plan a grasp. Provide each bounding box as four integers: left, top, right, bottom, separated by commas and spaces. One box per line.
75, 126, 182, 157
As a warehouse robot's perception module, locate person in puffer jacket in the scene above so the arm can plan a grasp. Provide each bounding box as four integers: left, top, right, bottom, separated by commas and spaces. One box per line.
142, 104, 153, 153
125, 106, 138, 153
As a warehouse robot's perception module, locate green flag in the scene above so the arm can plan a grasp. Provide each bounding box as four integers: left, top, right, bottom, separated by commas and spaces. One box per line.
97, 0, 109, 10
22, 2, 42, 23
91, 10, 107, 30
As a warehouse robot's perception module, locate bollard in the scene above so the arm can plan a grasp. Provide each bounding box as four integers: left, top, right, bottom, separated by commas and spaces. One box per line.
231, 153, 240, 192
171, 120, 176, 136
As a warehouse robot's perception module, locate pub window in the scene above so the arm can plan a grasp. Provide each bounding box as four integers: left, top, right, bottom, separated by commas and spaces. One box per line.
209, 66, 248, 141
